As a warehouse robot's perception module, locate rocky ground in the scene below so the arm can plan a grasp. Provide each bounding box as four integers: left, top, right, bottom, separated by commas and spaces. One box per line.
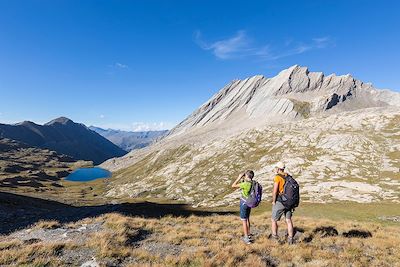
103, 107, 400, 207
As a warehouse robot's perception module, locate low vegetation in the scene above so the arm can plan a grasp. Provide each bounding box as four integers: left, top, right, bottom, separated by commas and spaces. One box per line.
0, 138, 92, 198
1, 209, 399, 266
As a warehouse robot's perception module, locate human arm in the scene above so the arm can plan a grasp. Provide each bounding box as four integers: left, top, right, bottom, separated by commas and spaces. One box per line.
231, 173, 245, 188
272, 182, 279, 205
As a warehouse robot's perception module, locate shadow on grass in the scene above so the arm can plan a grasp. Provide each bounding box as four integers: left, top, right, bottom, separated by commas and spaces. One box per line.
0, 191, 235, 235
303, 226, 372, 243
313, 226, 339, 237
0, 172, 63, 189
342, 229, 372, 238
303, 226, 339, 243
129, 229, 152, 245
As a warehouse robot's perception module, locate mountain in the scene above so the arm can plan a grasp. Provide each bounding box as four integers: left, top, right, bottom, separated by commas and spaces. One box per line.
100, 65, 400, 207
169, 65, 400, 136
89, 126, 168, 151
0, 117, 127, 165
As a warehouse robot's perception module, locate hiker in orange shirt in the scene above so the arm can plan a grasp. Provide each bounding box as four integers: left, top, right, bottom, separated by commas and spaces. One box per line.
271, 162, 298, 245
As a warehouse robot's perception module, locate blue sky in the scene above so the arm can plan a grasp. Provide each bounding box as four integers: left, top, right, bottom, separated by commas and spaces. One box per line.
0, 0, 399, 131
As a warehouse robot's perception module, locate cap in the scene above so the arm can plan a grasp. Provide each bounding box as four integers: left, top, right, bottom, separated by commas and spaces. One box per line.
275, 161, 285, 169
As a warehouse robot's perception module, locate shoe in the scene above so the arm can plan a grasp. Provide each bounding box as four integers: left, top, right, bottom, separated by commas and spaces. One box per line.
242, 236, 252, 245
288, 237, 294, 245
269, 234, 279, 241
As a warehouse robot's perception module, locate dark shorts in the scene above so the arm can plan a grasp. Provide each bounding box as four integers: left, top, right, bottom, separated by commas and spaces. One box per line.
240, 199, 251, 220
272, 201, 292, 221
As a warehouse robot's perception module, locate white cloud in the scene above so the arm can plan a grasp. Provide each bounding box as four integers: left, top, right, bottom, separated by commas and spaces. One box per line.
195, 30, 333, 61
130, 122, 173, 132
99, 114, 105, 119
94, 122, 175, 132
264, 37, 332, 60
109, 62, 129, 69
194, 30, 270, 59
313, 37, 331, 48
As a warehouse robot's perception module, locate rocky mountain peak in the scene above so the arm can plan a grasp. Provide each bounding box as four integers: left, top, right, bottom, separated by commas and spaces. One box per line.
45, 117, 74, 126
168, 65, 399, 137
15, 121, 39, 127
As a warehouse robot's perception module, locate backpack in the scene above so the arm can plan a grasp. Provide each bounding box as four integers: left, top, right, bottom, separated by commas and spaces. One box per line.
278, 174, 300, 210
245, 180, 263, 208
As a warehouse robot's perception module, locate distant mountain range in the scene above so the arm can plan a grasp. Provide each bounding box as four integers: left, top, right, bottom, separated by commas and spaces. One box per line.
0, 117, 126, 165
89, 126, 168, 152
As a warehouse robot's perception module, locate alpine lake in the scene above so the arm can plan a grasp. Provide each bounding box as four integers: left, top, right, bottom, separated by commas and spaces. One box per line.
65, 167, 111, 182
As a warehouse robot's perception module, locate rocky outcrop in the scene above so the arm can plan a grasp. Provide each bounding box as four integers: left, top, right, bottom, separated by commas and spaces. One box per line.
169, 65, 399, 136
103, 108, 400, 206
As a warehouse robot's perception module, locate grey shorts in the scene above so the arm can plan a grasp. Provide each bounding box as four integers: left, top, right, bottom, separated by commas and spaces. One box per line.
272, 201, 292, 221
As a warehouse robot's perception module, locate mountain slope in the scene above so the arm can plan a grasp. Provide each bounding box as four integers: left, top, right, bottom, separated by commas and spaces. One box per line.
89, 126, 168, 151
0, 138, 90, 191
0, 117, 127, 165
100, 66, 400, 206
169, 65, 399, 137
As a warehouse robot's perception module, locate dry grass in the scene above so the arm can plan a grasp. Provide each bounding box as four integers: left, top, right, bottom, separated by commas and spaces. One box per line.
87, 213, 140, 258
1, 212, 400, 266
92, 213, 400, 267
0, 240, 67, 266
33, 220, 61, 230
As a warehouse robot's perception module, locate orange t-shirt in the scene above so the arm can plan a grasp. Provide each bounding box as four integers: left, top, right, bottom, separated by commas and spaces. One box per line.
274, 174, 286, 194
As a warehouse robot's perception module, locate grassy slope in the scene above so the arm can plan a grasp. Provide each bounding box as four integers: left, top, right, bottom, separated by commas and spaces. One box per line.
0, 190, 399, 266
1, 210, 399, 266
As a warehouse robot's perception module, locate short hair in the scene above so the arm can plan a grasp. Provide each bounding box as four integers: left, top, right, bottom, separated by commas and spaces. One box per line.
245, 170, 254, 180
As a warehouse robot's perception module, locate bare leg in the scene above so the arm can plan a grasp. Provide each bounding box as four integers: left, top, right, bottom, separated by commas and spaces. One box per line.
247, 218, 251, 235
286, 218, 294, 238
242, 220, 249, 237
271, 218, 278, 236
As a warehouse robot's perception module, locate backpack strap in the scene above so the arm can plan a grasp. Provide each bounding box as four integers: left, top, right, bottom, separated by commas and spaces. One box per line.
277, 174, 286, 201
278, 173, 287, 180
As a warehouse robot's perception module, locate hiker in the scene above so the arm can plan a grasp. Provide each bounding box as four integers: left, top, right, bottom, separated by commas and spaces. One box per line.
271, 162, 299, 245
232, 170, 255, 244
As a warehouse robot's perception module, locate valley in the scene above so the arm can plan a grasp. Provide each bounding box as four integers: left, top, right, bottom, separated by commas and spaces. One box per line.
1, 65, 399, 266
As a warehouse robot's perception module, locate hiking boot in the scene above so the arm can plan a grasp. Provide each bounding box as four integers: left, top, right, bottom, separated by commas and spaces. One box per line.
269, 234, 279, 241
242, 236, 252, 245
288, 237, 294, 245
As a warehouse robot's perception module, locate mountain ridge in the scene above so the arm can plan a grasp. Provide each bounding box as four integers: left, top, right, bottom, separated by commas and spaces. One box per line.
168, 65, 399, 137
0, 117, 127, 165
89, 126, 168, 151
100, 65, 400, 207
102, 65, 400, 172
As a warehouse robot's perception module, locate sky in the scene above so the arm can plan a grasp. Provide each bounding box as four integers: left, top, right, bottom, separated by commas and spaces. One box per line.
0, 0, 399, 131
